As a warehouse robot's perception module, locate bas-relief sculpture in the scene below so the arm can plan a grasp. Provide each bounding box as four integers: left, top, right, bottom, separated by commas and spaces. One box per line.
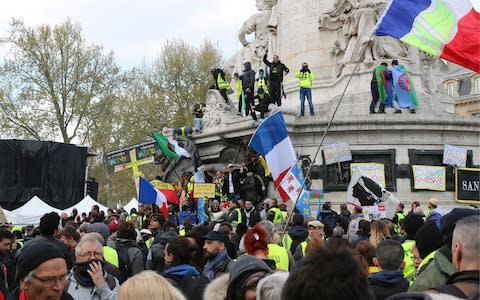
319, 0, 409, 77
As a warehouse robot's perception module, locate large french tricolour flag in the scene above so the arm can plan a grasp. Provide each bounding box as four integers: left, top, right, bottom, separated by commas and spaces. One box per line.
249, 112, 297, 202
139, 177, 169, 218
375, 0, 479, 72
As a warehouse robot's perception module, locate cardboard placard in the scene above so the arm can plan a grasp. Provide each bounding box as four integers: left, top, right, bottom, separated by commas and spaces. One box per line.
323, 142, 352, 165
350, 163, 386, 188
193, 183, 215, 198
412, 165, 446, 191
443, 144, 467, 167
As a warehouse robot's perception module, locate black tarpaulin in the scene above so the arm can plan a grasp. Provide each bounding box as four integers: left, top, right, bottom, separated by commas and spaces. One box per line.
0, 140, 87, 210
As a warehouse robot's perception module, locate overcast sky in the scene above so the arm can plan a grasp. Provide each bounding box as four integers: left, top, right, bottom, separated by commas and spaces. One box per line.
0, 0, 257, 69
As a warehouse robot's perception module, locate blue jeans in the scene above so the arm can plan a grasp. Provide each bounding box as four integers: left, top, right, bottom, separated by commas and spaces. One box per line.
194, 118, 202, 131
300, 88, 314, 116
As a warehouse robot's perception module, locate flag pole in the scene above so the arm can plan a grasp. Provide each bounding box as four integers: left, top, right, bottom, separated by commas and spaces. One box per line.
280, 32, 376, 244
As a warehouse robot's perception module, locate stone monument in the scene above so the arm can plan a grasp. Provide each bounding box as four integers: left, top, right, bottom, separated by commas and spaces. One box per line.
194, 0, 480, 211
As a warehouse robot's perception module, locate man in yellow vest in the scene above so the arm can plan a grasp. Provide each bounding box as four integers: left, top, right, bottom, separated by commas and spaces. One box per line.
294, 62, 315, 117
267, 199, 286, 224
293, 220, 325, 261
211, 68, 230, 103
400, 214, 425, 283
393, 203, 406, 234
233, 73, 244, 116
260, 220, 294, 272
227, 199, 243, 227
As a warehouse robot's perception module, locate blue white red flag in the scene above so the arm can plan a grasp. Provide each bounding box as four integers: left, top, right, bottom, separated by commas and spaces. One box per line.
139, 177, 169, 218
249, 112, 297, 202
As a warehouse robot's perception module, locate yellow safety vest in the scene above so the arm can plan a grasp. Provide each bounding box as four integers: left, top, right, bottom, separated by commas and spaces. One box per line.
270, 208, 286, 224
235, 79, 243, 98
230, 208, 242, 225
301, 241, 308, 256
417, 250, 436, 274
282, 234, 293, 252
268, 243, 289, 271
402, 241, 415, 282
145, 238, 153, 250
294, 71, 315, 88
394, 212, 405, 233
217, 73, 230, 90
369, 266, 380, 274
103, 246, 119, 268
179, 229, 186, 236
257, 78, 269, 94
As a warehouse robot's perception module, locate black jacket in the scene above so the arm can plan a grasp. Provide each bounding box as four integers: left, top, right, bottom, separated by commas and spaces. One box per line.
434, 270, 480, 300
241, 208, 261, 228
240, 62, 256, 92
263, 54, 289, 82
368, 271, 409, 300
223, 170, 242, 195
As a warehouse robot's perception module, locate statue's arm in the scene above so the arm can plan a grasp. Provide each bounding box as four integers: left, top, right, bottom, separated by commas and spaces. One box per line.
238, 17, 256, 47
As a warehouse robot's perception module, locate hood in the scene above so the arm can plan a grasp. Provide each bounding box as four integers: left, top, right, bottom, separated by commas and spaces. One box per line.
158, 230, 178, 246
288, 225, 308, 239
369, 271, 405, 285
116, 238, 138, 248
243, 62, 251, 71
163, 264, 199, 277
228, 255, 271, 284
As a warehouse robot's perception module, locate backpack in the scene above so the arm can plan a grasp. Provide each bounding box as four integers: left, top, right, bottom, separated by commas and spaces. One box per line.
321, 211, 338, 230
116, 244, 132, 283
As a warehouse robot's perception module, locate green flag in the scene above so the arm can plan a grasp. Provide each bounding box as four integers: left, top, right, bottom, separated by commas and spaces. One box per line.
152, 133, 177, 158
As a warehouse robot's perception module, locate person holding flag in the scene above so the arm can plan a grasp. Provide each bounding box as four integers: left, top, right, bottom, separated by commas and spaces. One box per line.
390, 59, 418, 114
369, 62, 390, 114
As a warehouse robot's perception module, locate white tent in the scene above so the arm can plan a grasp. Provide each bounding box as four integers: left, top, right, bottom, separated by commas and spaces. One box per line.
64, 195, 109, 216
5, 196, 61, 225
123, 198, 139, 213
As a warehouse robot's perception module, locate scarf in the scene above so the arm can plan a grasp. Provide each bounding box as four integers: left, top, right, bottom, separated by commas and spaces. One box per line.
72, 259, 105, 287
204, 249, 228, 281
163, 264, 200, 277
244, 207, 255, 227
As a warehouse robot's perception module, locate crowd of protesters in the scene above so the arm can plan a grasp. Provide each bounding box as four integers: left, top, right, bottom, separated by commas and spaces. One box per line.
0, 158, 478, 300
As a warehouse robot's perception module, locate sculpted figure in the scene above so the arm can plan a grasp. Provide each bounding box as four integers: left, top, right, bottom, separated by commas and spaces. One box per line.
229, 0, 277, 74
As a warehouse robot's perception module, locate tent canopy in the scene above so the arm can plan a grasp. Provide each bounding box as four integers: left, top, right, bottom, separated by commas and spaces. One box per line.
123, 198, 139, 213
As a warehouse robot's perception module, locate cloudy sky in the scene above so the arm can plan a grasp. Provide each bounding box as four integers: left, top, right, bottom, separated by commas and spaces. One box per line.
0, 0, 257, 69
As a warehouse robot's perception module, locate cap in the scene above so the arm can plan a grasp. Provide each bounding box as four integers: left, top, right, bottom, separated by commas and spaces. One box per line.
227, 163, 234, 168
307, 220, 324, 228
204, 231, 228, 244
16, 240, 65, 281
428, 198, 439, 208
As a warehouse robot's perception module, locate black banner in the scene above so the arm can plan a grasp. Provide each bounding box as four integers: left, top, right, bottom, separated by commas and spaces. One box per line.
105, 140, 157, 174
456, 168, 480, 203
0, 140, 88, 210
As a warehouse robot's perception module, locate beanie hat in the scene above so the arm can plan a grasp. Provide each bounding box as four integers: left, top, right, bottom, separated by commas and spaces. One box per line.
108, 219, 120, 233
428, 198, 439, 208
16, 240, 65, 281
440, 208, 480, 248
415, 222, 443, 259
402, 214, 424, 239
293, 213, 304, 226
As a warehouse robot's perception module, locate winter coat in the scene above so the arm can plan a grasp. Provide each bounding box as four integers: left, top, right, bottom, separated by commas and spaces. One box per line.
226, 256, 272, 300
287, 225, 308, 254
434, 270, 480, 299
240, 62, 256, 92
241, 208, 261, 228
163, 264, 209, 300
66, 271, 120, 300
6, 288, 74, 300
263, 54, 289, 82
409, 245, 455, 292
146, 230, 178, 273
113, 238, 144, 277
369, 271, 409, 300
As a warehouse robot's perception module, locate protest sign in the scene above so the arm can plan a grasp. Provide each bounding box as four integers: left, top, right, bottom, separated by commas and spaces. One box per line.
443, 144, 467, 167
362, 204, 387, 221
323, 142, 352, 165
412, 165, 446, 191
455, 168, 480, 203
350, 163, 386, 188
193, 183, 215, 198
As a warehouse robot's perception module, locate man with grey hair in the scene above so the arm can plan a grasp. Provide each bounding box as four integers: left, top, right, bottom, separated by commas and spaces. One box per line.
433, 215, 480, 299
67, 237, 119, 300
259, 220, 294, 271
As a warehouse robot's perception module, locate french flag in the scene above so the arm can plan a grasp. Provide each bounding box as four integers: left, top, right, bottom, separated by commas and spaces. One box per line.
249, 112, 297, 202
139, 177, 169, 218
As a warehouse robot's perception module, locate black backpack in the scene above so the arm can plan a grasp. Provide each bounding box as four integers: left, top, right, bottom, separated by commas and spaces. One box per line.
116, 244, 132, 283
